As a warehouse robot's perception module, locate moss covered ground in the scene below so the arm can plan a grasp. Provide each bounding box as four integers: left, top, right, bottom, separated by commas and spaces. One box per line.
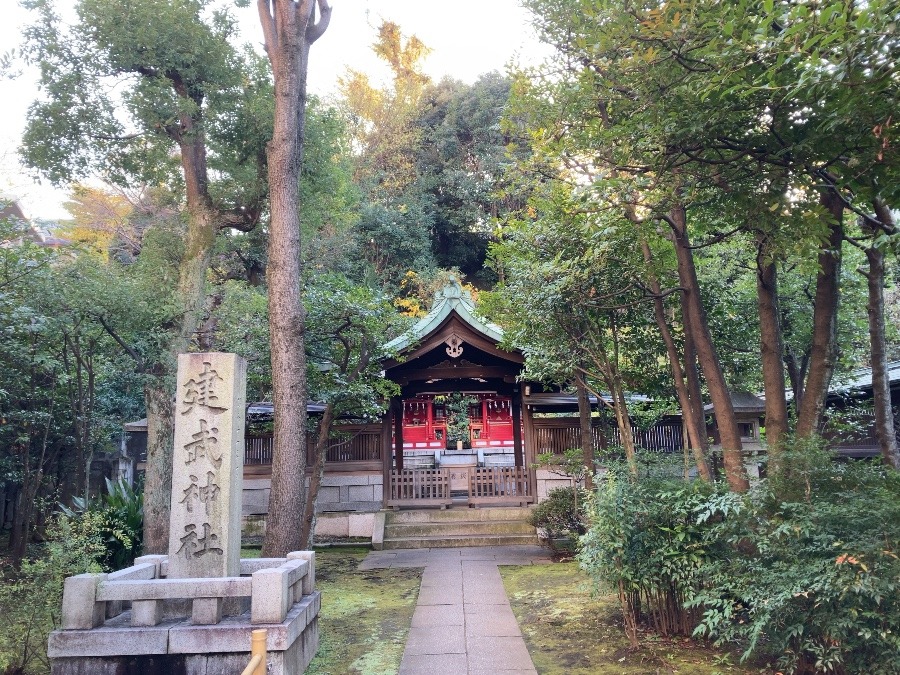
308, 547, 421, 675
501, 561, 765, 675
243, 546, 420, 674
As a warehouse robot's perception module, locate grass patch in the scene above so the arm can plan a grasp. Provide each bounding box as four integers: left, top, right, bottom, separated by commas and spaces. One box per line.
307, 547, 420, 675
242, 545, 421, 674
501, 562, 764, 675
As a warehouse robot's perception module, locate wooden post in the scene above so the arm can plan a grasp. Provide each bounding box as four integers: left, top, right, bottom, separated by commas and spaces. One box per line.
394, 398, 404, 473
521, 392, 538, 498
381, 408, 392, 508
512, 389, 524, 468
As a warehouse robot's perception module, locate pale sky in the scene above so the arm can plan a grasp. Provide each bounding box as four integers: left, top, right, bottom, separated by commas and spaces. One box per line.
0, 0, 546, 221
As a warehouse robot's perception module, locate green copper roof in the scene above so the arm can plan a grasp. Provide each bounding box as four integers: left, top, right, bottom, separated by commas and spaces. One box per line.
385, 277, 504, 353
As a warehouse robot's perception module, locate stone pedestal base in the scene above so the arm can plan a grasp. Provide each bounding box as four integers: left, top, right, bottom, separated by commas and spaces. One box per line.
48, 592, 319, 675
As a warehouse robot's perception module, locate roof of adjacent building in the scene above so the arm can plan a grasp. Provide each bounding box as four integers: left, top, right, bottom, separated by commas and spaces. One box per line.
703, 390, 766, 414
384, 277, 504, 354
827, 360, 900, 399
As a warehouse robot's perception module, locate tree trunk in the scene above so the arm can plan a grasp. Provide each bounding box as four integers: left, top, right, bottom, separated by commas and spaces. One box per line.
302, 403, 335, 548
141, 128, 217, 551
865, 200, 900, 469
682, 309, 708, 467
142, 378, 175, 553
668, 206, 749, 492
575, 371, 594, 490
641, 239, 712, 480
796, 191, 844, 437
785, 348, 807, 418
756, 234, 790, 465
258, 0, 331, 557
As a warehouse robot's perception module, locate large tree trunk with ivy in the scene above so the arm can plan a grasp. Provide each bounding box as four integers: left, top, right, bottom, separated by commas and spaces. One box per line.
668, 206, 749, 492
755, 234, 790, 466
142, 379, 175, 553
258, 0, 331, 557
142, 131, 218, 553
796, 191, 844, 438
865, 200, 900, 469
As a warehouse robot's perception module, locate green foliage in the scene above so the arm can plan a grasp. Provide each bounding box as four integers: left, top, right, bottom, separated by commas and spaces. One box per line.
0, 513, 106, 674
691, 450, 900, 675
579, 464, 720, 638
579, 450, 900, 673
61, 477, 144, 570
529, 486, 587, 550
214, 274, 405, 420
438, 392, 477, 446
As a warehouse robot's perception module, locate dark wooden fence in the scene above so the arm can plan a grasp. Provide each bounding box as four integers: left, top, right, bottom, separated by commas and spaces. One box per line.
531, 417, 684, 455
244, 424, 382, 466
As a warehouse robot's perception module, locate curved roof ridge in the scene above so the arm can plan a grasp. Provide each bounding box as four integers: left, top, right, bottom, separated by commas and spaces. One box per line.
385, 277, 504, 352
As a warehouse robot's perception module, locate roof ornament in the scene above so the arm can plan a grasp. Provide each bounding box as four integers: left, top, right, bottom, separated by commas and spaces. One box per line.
445, 334, 464, 358
443, 276, 463, 299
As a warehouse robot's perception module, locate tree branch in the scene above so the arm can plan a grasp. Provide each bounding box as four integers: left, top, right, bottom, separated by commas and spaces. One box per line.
257, 0, 277, 57
306, 0, 332, 44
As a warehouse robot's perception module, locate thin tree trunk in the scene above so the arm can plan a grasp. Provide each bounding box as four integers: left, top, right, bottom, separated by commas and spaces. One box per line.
302, 403, 335, 548
587, 344, 637, 475
258, 0, 331, 557
756, 233, 790, 465
865, 200, 900, 468
668, 206, 749, 492
640, 239, 712, 480
575, 371, 594, 490
785, 348, 807, 418
796, 191, 844, 437
682, 309, 708, 462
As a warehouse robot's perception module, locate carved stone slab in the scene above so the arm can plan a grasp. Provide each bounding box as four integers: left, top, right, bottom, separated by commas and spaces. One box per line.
168, 353, 246, 579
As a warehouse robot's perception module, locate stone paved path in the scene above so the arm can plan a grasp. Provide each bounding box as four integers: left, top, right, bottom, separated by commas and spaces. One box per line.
360, 546, 552, 675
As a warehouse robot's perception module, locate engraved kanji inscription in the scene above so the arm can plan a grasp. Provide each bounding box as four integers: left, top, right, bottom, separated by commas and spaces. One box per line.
182, 362, 228, 415
180, 470, 220, 515
175, 522, 224, 559
183, 419, 222, 468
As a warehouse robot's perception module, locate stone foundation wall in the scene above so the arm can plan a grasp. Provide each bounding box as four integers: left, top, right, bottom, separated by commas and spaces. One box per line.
242, 472, 382, 539
535, 468, 576, 501
242, 472, 383, 517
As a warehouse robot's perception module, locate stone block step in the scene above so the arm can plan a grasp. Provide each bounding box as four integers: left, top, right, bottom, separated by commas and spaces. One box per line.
385, 507, 533, 525
382, 533, 540, 550
384, 520, 535, 538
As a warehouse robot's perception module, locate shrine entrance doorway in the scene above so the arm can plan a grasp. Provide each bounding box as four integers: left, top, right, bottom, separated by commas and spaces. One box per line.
378, 280, 536, 508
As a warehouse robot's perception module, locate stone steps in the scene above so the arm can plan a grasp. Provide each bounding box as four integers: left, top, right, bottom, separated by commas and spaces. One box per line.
386, 506, 533, 524
381, 507, 538, 549
385, 520, 536, 538
382, 533, 539, 549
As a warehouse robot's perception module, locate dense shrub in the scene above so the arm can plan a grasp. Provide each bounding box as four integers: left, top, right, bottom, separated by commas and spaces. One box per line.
61, 477, 143, 570
578, 451, 900, 674
529, 486, 587, 550
579, 465, 725, 638
0, 513, 107, 674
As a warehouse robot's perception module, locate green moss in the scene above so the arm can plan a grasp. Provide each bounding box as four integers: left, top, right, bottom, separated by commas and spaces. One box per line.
307, 547, 421, 675
500, 562, 764, 675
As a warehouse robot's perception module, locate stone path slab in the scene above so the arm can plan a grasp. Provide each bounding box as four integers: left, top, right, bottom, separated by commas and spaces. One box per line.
360, 546, 552, 675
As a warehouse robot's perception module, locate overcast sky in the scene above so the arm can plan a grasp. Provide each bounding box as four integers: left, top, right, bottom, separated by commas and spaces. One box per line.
0, 0, 546, 221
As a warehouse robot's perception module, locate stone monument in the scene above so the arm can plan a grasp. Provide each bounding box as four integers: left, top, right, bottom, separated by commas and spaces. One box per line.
169, 352, 245, 579
47, 352, 320, 674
